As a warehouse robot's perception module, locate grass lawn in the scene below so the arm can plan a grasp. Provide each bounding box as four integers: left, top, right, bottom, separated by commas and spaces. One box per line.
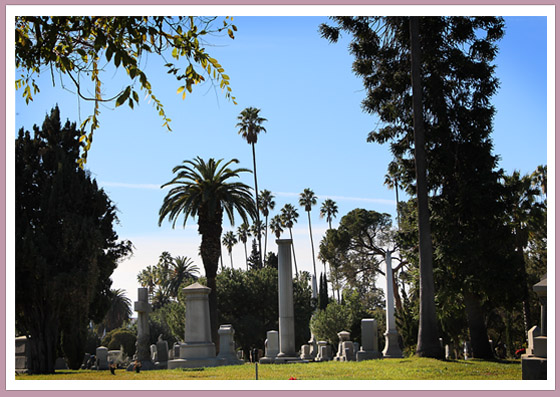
17, 357, 521, 380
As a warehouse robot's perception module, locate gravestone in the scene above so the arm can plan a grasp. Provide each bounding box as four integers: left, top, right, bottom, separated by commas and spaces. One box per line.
216, 324, 243, 365
260, 330, 279, 364
127, 288, 155, 370
108, 350, 123, 367
315, 340, 331, 362
168, 282, 220, 369
96, 346, 109, 370
150, 344, 158, 362
173, 342, 181, 360
522, 276, 547, 380
300, 344, 312, 360
334, 331, 355, 361
15, 336, 30, 374
308, 334, 318, 359
155, 335, 169, 369
356, 318, 382, 361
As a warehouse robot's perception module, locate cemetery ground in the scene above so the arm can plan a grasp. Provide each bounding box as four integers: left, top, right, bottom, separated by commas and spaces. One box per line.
17, 357, 521, 380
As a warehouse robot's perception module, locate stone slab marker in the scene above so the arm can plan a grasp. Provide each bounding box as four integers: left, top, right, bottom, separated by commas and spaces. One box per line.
276, 239, 298, 360
334, 331, 354, 361
259, 330, 279, 364
96, 346, 109, 370
357, 318, 382, 361
15, 336, 30, 374
217, 324, 243, 365
168, 282, 219, 369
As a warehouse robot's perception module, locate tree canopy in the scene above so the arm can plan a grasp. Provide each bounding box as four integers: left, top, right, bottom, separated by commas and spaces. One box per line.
15, 106, 132, 373
16, 16, 237, 165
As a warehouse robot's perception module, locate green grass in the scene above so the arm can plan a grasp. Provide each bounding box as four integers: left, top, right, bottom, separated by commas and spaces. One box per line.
16, 357, 521, 380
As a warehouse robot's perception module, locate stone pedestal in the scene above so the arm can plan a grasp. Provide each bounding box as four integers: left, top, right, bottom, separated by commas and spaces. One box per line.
356, 318, 382, 361
334, 331, 355, 361
127, 288, 156, 371
168, 282, 219, 369
382, 252, 403, 358
300, 344, 312, 360
217, 324, 243, 365
522, 277, 547, 380
15, 336, 30, 374
315, 341, 331, 362
96, 346, 109, 370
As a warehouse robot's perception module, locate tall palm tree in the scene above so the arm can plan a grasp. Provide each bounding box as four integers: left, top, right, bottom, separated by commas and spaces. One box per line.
137, 266, 157, 299
222, 231, 238, 269
269, 214, 284, 240
237, 222, 252, 270
237, 107, 267, 267
319, 198, 338, 230
280, 203, 299, 275
159, 157, 257, 345
384, 161, 401, 228
259, 189, 275, 257
169, 256, 199, 298
99, 289, 132, 332
299, 188, 318, 295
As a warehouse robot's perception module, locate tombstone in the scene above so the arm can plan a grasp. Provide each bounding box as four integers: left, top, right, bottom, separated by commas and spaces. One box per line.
173, 342, 181, 360
127, 288, 155, 371
260, 330, 279, 364
356, 318, 382, 361
522, 276, 547, 380
300, 344, 312, 360
463, 341, 472, 359
155, 335, 169, 369
96, 346, 109, 370
382, 251, 403, 358
275, 239, 303, 363
217, 324, 243, 365
108, 350, 122, 367
334, 331, 355, 361
150, 344, 158, 362
315, 340, 331, 362
445, 345, 451, 360
168, 282, 220, 369
308, 334, 318, 359
15, 336, 30, 374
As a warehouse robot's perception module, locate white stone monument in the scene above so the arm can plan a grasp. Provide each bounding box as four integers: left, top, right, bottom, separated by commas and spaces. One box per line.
315, 340, 331, 362
382, 251, 403, 358
96, 346, 109, 370
127, 287, 156, 370
356, 318, 382, 361
216, 324, 243, 365
522, 276, 547, 380
260, 330, 279, 364
334, 331, 355, 361
168, 282, 220, 369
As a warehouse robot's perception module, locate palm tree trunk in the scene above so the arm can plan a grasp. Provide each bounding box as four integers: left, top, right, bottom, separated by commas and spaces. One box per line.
464, 291, 494, 359
243, 242, 248, 271
251, 142, 263, 267
410, 16, 442, 359
264, 215, 268, 258
307, 210, 318, 294
288, 227, 298, 275
229, 252, 234, 269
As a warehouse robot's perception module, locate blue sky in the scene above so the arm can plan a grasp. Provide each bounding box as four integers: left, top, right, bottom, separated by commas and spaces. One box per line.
13, 13, 549, 306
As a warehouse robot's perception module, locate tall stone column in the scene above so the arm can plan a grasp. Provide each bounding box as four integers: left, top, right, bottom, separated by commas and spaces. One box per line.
276, 239, 297, 359
382, 251, 403, 358
127, 288, 155, 370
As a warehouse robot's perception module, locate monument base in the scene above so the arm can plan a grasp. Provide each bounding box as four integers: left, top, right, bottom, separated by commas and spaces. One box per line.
167, 357, 221, 369
259, 356, 276, 364
274, 356, 309, 364
356, 350, 383, 361
521, 354, 547, 380
382, 331, 403, 358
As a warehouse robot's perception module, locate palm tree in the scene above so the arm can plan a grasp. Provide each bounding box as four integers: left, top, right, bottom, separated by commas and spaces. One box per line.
384, 161, 401, 228
169, 256, 199, 298
269, 214, 284, 240
137, 266, 157, 298
236, 107, 267, 267
159, 157, 257, 345
259, 189, 275, 257
99, 289, 132, 332
299, 188, 318, 295
319, 198, 338, 230
280, 203, 299, 275
237, 222, 252, 270
222, 231, 238, 269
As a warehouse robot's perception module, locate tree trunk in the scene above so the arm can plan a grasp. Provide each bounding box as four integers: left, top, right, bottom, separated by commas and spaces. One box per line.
307, 211, 318, 295
28, 310, 59, 374
243, 242, 248, 270
251, 143, 263, 267
464, 291, 494, 360
264, 215, 268, 258
206, 275, 219, 352
229, 252, 234, 269
409, 16, 443, 359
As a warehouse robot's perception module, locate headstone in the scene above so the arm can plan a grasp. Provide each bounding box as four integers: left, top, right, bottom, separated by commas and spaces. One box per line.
173, 342, 181, 359
522, 277, 547, 380
216, 324, 243, 365
356, 318, 382, 361
445, 345, 451, 360
308, 334, 318, 359
300, 344, 311, 360
150, 344, 157, 362
315, 340, 331, 362
382, 251, 403, 358
167, 282, 220, 369
260, 330, 279, 364
155, 335, 169, 369
96, 346, 109, 370
15, 336, 30, 374
127, 288, 155, 371
108, 350, 122, 367
334, 331, 355, 361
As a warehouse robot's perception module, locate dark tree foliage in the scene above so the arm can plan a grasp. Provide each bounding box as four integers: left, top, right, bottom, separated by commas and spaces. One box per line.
15, 107, 132, 373
247, 239, 262, 269
321, 16, 522, 360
